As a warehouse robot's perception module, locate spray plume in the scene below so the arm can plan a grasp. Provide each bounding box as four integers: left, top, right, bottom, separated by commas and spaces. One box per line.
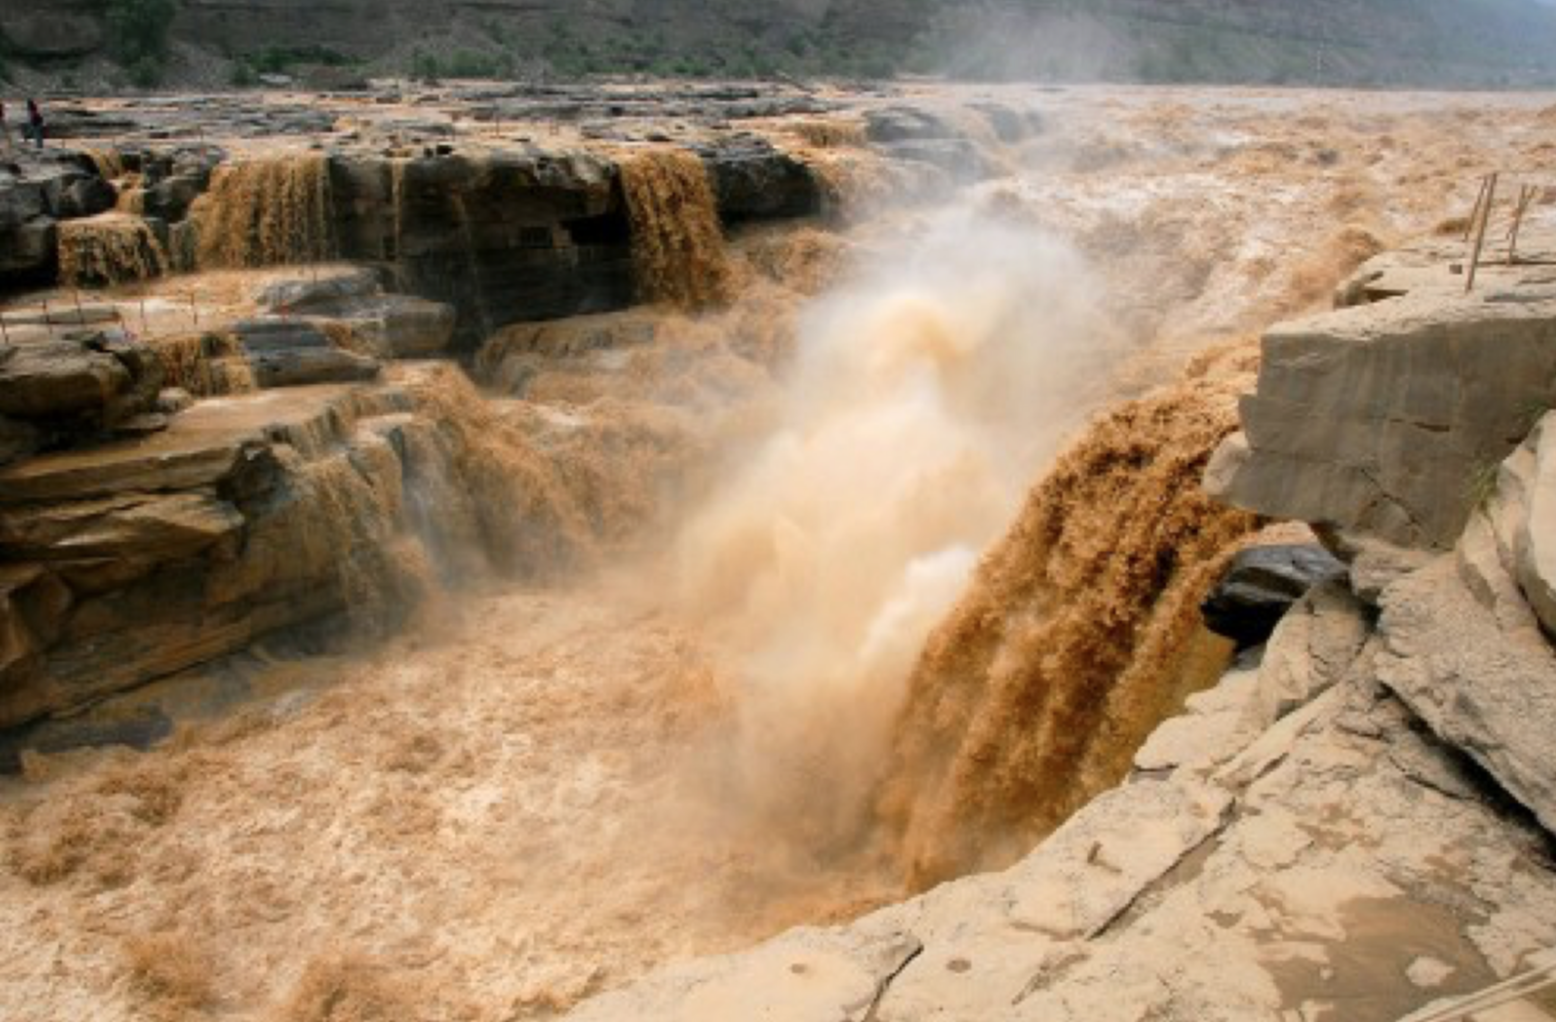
670, 211, 1123, 855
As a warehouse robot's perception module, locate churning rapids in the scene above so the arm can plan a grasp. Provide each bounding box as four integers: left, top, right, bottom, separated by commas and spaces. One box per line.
2, 86, 1551, 1021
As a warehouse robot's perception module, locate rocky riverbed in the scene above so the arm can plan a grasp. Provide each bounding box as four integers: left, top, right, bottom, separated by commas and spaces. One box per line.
1, 82, 1555, 1021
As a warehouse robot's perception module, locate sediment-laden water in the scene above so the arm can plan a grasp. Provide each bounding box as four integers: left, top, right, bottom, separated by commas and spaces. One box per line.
1, 87, 1548, 1021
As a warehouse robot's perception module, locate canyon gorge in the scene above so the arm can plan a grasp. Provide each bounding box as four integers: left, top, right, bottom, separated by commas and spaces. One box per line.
0, 78, 1554, 1022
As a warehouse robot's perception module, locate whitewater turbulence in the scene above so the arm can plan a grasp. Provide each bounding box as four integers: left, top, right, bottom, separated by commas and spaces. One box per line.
669, 210, 1122, 856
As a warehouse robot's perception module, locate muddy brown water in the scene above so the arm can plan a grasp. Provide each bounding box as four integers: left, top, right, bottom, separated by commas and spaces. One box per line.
1, 86, 1551, 1021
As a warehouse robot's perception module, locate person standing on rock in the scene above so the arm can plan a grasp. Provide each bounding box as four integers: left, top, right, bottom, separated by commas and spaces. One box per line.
24, 99, 44, 150
0, 101, 12, 155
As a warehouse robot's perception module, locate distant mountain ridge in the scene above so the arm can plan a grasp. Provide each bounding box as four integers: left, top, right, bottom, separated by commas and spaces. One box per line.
4, 0, 1556, 88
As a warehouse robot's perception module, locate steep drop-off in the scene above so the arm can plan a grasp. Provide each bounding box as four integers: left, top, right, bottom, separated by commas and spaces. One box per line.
881, 348, 1260, 887
619, 150, 732, 310
193, 155, 336, 270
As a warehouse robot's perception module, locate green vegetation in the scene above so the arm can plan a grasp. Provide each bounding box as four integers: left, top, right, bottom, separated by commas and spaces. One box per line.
227, 44, 356, 87
24, 0, 1556, 89
1467, 459, 1503, 510
249, 45, 351, 75
103, 0, 179, 86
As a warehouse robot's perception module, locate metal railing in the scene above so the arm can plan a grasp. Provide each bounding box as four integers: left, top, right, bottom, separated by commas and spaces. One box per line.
1463, 172, 1550, 293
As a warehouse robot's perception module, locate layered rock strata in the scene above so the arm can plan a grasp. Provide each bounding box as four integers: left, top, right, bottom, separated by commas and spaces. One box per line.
0, 363, 528, 745
1208, 232, 1556, 550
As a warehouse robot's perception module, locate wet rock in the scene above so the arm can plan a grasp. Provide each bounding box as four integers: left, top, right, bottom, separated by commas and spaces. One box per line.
866, 106, 953, 143
0, 491, 244, 575
59, 174, 117, 219
309, 295, 455, 358
330, 150, 633, 346
140, 173, 209, 223
1206, 290, 1556, 549
254, 266, 381, 313
0, 382, 427, 727
1201, 543, 1347, 648
697, 143, 821, 223
250, 346, 381, 388
880, 139, 991, 182
0, 330, 144, 421
234, 318, 382, 387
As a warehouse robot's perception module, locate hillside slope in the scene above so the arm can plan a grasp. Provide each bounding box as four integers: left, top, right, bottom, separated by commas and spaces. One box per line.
3, 0, 1554, 90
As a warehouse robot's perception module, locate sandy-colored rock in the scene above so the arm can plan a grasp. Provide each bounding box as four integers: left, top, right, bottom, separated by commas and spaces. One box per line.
0, 491, 243, 592
1377, 555, 1556, 835
0, 334, 131, 419
568, 671, 1556, 1022
1206, 289, 1556, 549
0, 382, 428, 727
1513, 413, 1556, 636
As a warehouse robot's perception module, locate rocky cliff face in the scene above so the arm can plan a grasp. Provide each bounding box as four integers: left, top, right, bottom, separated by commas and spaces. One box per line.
0, 87, 1038, 764
1208, 235, 1556, 551
550, 229, 1556, 1022
563, 371, 1556, 1021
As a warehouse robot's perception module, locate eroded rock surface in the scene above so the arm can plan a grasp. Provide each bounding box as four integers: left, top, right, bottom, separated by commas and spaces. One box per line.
1207, 286, 1556, 549
1201, 543, 1347, 648
0, 365, 538, 737
0, 327, 164, 465
567, 234, 1556, 1022
569, 611, 1556, 1020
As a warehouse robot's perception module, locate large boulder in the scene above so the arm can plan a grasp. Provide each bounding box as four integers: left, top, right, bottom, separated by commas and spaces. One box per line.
1206, 288, 1556, 549
1506, 413, 1556, 636
233, 318, 382, 388
0, 328, 162, 443
1201, 543, 1347, 648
